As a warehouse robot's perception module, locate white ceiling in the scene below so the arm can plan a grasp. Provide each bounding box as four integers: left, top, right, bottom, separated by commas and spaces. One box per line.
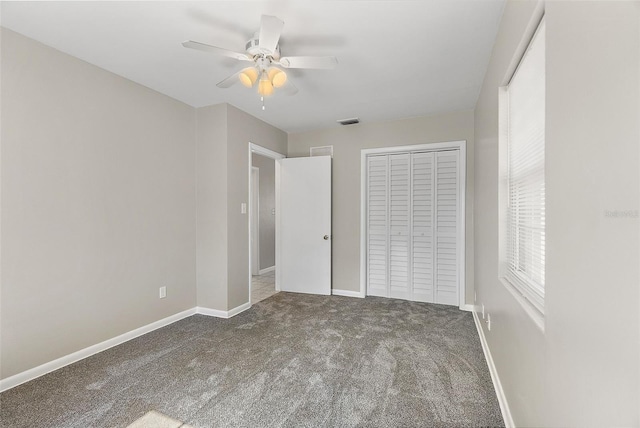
1, 1, 504, 133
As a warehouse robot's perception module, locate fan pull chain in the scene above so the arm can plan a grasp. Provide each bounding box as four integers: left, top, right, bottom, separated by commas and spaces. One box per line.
261, 96, 266, 111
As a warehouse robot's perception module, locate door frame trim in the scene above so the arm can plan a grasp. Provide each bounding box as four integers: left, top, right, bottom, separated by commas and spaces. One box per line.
248, 143, 285, 301
359, 140, 467, 308
250, 167, 260, 276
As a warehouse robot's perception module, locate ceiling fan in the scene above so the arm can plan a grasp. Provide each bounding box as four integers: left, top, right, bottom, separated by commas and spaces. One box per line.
183, 15, 338, 107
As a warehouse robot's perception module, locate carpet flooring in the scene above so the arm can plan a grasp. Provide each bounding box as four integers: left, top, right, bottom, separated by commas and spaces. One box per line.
0, 293, 504, 427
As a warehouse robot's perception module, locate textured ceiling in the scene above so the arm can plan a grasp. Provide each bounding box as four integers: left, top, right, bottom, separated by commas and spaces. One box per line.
1, 1, 505, 133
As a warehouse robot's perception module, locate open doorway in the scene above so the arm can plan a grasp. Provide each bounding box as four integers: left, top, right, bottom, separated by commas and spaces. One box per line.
249, 145, 282, 304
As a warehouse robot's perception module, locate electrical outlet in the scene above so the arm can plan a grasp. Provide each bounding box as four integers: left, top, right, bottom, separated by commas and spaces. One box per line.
159, 286, 167, 299
482, 304, 485, 319
487, 313, 491, 331
241, 203, 247, 214
474, 291, 477, 303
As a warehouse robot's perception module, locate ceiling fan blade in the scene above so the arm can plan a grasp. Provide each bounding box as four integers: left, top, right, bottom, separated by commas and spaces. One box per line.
279, 78, 299, 96
216, 71, 241, 88
277, 56, 338, 69
182, 40, 252, 61
258, 15, 284, 53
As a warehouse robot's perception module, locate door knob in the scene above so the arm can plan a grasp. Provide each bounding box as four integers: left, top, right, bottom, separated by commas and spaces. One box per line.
324, 235, 330, 240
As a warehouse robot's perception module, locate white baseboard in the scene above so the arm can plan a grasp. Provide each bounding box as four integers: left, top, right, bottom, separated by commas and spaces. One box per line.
0, 308, 196, 393
228, 301, 251, 317
196, 306, 229, 318
258, 266, 275, 275
196, 301, 252, 319
0, 300, 259, 393
332, 289, 365, 298
472, 311, 515, 428
460, 304, 475, 312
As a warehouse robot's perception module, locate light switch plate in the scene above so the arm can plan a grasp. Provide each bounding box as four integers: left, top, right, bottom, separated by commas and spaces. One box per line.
241, 203, 247, 214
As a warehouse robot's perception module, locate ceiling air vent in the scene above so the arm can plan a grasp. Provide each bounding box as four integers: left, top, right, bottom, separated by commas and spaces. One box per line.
337, 117, 360, 126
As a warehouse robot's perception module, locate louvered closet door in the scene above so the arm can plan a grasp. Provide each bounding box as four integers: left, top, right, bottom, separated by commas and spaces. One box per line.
388, 154, 411, 300
365, 149, 460, 306
366, 155, 388, 297
411, 153, 435, 303
434, 151, 459, 305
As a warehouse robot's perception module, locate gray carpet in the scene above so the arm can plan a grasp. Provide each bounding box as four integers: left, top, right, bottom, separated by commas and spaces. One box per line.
0, 293, 504, 427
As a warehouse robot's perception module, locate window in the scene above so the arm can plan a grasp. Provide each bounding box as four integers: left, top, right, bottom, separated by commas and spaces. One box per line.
500, 18, 545, 316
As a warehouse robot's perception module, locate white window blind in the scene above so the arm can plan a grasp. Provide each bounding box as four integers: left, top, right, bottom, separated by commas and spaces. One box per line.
505, 18, 545, 313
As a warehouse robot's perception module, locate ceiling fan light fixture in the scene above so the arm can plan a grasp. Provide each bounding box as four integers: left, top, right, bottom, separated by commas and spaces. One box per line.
239, 67, 258, 88
258, 76, 274, 96
183, 14, 337, 106
268, 68, 287, 88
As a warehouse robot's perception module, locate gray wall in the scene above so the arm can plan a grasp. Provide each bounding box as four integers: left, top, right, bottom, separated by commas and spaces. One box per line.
474, 1, 639, 425
251, 153, 276, 270
195, 105, 285, 311
226, 105, 287, 309
196, 104, 228, 310
1, 29, 197, 378
288, 111, 475, 303
195, 105, 285, 312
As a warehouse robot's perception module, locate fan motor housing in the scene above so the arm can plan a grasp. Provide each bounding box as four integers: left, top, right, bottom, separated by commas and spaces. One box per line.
245, 35, 281, 59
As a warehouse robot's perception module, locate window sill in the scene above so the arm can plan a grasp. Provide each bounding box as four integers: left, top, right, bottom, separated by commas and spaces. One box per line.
499, 276, 545, 332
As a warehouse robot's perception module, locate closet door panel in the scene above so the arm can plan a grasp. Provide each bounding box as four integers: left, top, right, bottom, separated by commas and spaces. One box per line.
388, 154, 411, 300
435, 151, 459, 306
367, 156, 388, 297
411, 152, 435, 303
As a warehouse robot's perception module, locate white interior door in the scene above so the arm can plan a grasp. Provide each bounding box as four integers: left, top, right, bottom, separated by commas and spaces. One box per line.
277, 156, 331, 295
251, 167, 260, 276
